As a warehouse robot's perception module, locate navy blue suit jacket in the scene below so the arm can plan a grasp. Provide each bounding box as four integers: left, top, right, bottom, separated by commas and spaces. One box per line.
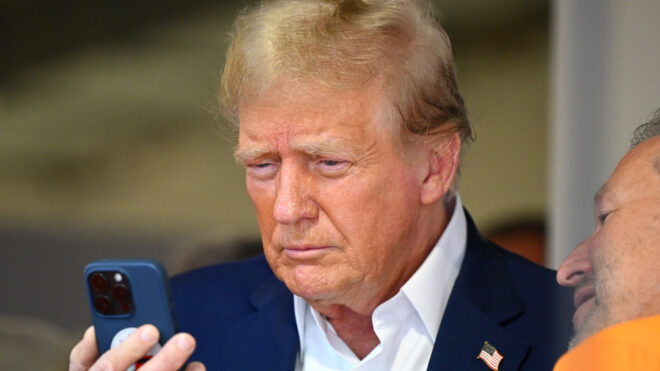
171, 213, 572, 370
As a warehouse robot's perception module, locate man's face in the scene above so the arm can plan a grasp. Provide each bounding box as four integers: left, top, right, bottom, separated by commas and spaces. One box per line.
235, 79, 443, 313
557, 136, 660, 347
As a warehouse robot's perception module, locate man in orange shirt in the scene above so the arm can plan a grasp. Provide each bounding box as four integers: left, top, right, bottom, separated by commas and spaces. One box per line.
555, 108, 660, 370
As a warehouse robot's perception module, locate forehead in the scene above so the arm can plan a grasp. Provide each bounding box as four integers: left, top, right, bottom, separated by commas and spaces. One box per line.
617, 137, 660, 176
602, 137, 660, 200
236, 78, 396, 152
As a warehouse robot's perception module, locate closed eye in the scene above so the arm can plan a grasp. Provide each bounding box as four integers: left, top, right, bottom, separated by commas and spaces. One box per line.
314, 159, 350, 175
246, 161, 278, 179
598, 212, 610, 224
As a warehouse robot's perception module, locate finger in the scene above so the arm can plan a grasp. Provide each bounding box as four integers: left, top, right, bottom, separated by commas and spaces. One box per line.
139, 333, 196, 371
185, 361, 206, 371
70, 326, 98, 371
90, 324, 160, 371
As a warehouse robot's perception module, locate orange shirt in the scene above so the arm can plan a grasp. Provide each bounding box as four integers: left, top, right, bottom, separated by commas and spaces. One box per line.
554, 315, 660, 371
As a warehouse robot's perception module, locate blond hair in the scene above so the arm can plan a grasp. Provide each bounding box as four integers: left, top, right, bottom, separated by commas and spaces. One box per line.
220, 0, 472, 145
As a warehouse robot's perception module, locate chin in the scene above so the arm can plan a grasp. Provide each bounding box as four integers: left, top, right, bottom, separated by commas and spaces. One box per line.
287, 282, 345, 305
278, 267, 335, 298
569, 303, 610, 349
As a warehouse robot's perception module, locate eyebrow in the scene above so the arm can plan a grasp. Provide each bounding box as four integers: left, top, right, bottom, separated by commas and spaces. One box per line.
289, 138, 357, 159
233, 146, 269, 163
593, 184, 609, 207
234, 137, 358, 163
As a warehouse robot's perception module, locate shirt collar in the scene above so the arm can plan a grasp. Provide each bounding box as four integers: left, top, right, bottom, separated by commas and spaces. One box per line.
293, 193, 468, 352
400, 193, 467, 341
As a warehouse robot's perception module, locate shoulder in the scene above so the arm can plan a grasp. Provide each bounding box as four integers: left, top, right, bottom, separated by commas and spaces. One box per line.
169, 255, 297, 368
171, 254, 273, 295
485, 236, 572, 315
499, 242, 573, 322
170, 255, 281, 325
555, 315, 660, 371
465, 235, 572, 317
491, 241, 574, 366
462, 210, 570, 306
499, 244, 562, 294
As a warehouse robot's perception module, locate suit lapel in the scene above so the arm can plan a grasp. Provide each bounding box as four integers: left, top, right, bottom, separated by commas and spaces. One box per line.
222, 278, 299, 371
427, 211, 530, 371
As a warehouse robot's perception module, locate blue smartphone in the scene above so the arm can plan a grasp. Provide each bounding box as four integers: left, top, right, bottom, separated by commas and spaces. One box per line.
84, 259, 178, 367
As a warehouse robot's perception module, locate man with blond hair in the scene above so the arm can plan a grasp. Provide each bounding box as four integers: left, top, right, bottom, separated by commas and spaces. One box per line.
70, 1, 571, 370
555, 109, 660, 370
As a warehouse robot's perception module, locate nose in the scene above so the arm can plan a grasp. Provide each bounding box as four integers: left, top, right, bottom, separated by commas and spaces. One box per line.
556, 238, 592, 287
273, 163, 318, 225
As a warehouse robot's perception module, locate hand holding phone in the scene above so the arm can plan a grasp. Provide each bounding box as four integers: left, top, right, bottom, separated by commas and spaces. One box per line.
74, 259, 204, 371
69, 324, 204, 371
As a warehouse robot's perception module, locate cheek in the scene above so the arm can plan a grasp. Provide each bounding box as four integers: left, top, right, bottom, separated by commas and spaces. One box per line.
329, 170, 421, 257
246, 180, 277, 232
591, 231, 615, 278
591, 228, 633, 309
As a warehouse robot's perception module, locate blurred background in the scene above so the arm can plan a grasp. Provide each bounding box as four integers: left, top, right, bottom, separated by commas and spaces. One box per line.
1, 0, 658, 369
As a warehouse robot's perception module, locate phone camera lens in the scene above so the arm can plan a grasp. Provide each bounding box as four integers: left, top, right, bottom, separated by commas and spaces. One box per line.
111, 284, 130, 301
94, 296, 113, 315
120, 302, 132, 313
89, 273, 108, 292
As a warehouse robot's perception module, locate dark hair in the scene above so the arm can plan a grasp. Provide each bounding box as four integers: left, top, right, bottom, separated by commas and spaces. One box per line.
631, 107, 660, 148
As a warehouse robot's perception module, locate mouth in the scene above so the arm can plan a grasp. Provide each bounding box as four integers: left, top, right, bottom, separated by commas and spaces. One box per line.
282, 245, 333, 260
573, 286, 596, 327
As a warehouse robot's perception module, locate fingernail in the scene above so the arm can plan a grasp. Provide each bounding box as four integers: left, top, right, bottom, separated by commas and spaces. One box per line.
141, 326, 158, 343
187, 362, 205, 371
177, 335, 194, 352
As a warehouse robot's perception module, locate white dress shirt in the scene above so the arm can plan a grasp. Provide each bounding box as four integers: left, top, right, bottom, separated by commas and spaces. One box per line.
293, 195, 468, 371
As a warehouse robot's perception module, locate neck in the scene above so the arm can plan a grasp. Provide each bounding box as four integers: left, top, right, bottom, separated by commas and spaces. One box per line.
310, 200, 453, 358
319, 305, 380, 359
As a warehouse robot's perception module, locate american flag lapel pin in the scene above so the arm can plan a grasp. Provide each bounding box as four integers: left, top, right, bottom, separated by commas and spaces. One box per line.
477, 341, 503, 370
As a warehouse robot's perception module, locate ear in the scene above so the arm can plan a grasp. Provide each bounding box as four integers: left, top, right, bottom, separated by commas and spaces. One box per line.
420, 133, 461, 205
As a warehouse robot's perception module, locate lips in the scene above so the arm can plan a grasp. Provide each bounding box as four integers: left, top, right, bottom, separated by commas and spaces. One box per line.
573, 286, 596, 327
574, 286, 595, 310
282, 245, 332, 260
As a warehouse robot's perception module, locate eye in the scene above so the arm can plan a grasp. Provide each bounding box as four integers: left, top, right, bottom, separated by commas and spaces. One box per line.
314, 159, 350, 176
598, 212, 610, 224
246, 161, 278, 179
